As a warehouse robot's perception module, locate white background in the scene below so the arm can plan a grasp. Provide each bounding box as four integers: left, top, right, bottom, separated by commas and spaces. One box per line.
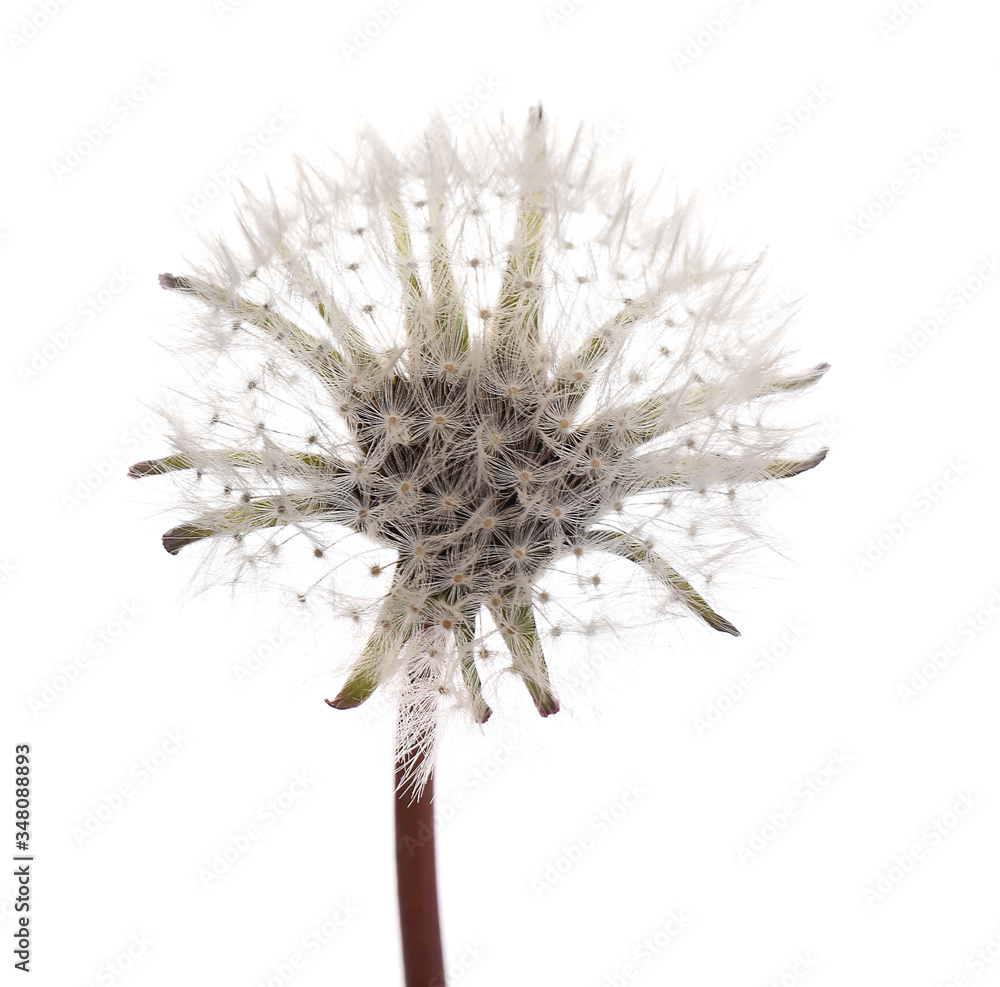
4, 0, 1000, 984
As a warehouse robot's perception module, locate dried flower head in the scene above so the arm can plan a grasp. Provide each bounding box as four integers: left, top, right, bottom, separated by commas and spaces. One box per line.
132, 106, 826, 788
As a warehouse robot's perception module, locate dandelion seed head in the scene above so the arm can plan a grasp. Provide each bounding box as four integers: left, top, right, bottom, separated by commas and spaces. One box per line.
135, 106, 827, 791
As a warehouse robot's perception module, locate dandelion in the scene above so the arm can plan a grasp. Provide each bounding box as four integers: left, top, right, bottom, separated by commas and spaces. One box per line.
132, 105, 826, 986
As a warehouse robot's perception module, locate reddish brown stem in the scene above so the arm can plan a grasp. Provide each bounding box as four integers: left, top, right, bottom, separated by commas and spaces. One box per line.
394, 754, 446, 987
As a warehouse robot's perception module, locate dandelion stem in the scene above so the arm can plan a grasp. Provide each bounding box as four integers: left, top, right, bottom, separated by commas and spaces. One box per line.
394, 689, 446, 987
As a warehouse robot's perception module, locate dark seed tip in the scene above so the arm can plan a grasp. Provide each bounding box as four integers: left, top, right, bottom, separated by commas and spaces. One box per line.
161, 524, 206, 555
714, 616, 741, 637
325, 695, 359, 710
161, 533, 183, 555
159, 273, 195, 292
